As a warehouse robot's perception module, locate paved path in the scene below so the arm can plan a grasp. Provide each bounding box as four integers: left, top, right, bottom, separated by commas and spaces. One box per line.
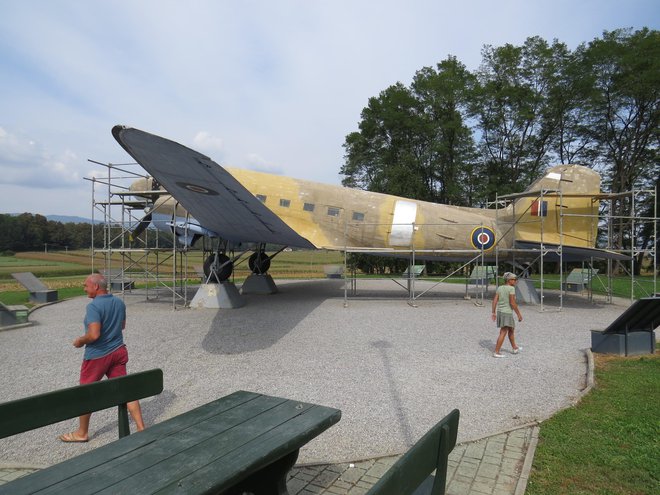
0, 426, 539, 494
287, 426, 539, 495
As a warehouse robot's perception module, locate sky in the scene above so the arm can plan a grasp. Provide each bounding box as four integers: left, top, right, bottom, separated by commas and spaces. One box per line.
1, 0, 658, 219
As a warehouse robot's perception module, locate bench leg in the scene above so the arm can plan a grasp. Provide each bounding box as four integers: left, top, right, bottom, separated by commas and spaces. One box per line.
118, 403, 130, 438
224, 449, 299, 495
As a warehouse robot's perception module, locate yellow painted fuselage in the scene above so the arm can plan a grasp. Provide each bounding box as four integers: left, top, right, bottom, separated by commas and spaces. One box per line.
137, 164, 600, 256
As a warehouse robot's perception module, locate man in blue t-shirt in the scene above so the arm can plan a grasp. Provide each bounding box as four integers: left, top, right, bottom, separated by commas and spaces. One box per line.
59, 273, 145, 443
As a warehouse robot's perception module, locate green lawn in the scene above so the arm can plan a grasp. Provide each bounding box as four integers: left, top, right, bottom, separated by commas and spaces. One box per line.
527, 350, 660, 494
0, 250, 344, 305
0, 254, 90, 280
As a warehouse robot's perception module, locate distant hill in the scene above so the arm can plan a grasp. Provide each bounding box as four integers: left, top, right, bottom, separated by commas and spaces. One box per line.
46, 215, 101, 224
4, 213, 101, 224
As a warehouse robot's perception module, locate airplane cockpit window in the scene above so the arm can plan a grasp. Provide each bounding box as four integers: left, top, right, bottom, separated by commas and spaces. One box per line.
303, 203, 315, 212
327, 207, 340, 217
352, 212, 365, 221
256, 194, 267, 203
280, 199, 291, 207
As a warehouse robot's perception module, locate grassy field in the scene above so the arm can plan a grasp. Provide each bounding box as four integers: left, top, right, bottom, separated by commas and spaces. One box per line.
0, 250, 344, 305
527, 349, 659, 494
1, 250, 656, 304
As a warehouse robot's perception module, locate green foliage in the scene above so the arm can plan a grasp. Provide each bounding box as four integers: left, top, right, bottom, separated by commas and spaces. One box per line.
527, 353, 660, 494
342, 28, 659, 257
0, 214, 174, 253
581, 28, 660, 265
342, 57, 478, 206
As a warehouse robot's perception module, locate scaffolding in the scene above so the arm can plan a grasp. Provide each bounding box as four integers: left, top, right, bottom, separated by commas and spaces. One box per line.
341, 186, 657, 310
84, 159, 657, 310
84, 160, 191, 309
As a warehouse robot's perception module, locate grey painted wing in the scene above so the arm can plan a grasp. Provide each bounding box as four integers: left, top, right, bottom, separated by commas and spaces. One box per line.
112, 126, 315, 248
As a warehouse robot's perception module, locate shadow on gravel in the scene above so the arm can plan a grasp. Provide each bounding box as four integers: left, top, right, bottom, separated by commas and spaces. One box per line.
202, 279, 344, 355
371, 340, 414, 446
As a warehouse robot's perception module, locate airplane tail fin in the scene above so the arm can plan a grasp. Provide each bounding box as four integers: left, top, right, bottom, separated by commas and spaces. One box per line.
505, 164, 601, 250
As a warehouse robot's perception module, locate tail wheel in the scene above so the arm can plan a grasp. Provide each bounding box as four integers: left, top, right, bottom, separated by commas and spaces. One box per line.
248, 252, 271, 274
203, 254, 233, 282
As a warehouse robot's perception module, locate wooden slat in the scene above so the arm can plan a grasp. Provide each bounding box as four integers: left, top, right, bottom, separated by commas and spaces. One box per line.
0, 369, 164, 439
366, 409, 460, 495
3, 391, 262, 495
1, 391, 341, 495
56, 395, 293, 495
94, 399, 321, 494
164, 404, 342, 494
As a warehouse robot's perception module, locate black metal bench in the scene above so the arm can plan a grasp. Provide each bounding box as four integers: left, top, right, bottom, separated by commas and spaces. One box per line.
591, 296, 659, 356
0, 389, 341, 495
0, 369, 163, 441
366, 409, 460, 495
101, 268, 136, 291
10, 272, 58, 303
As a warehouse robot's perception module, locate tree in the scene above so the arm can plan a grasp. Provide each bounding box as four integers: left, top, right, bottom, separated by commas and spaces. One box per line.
472, 37, 569, 200
342, 56, 478, 205
410, 57, 478, 205
582, 28, 659, 269
342, 82, 432, 199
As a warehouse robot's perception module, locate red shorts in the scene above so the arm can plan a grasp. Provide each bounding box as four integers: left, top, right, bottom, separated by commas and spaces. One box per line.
80, 345, 128, 384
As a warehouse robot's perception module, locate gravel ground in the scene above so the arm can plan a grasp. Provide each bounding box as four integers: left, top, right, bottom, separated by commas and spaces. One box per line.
0, 279, 632, 468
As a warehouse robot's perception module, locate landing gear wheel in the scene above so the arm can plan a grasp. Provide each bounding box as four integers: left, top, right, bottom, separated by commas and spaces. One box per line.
248, 252, 271, 274
203, 254, 233, 282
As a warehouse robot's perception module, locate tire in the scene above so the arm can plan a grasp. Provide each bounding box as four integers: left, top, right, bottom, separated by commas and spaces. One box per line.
203, 254, 233, 282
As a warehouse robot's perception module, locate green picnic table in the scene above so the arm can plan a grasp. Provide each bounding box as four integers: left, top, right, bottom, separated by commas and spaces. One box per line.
1, 390, 341, 495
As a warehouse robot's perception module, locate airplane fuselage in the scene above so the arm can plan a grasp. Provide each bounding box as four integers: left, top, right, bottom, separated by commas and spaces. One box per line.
135, 163, 600, 258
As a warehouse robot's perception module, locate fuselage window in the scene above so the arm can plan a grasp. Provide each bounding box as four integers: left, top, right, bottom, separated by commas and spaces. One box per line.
352, 212, 365, 221
327, 207, 340, 217
256, 194, 267, 203
303, 202, 315, 212
280, 199, 291, 208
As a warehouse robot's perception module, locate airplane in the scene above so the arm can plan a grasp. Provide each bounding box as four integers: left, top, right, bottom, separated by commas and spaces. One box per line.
112, 125, 624, 285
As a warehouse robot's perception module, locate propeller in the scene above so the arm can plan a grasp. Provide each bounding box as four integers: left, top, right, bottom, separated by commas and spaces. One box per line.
128, 212, 153, 244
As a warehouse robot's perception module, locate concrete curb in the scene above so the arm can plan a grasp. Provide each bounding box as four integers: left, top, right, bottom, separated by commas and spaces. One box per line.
295, 420, 544, 468
514, 426, 539, 495
584, 348, 595, 393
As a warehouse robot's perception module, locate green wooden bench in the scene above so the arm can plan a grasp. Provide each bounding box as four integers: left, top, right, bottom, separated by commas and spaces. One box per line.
366, 409, 460, 495
402, 264, 426, 279
0, 301, 30, 328
0, 368, 163, 441
562, 268, 599, 292
468, 265, 496, 285
0, 389, 341, 495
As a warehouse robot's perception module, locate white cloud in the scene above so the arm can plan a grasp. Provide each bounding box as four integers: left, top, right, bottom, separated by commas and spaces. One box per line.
192, 131, 225, 154
0, 0, 657, 216
245, 153, 284, 175
0, 127, 82, 188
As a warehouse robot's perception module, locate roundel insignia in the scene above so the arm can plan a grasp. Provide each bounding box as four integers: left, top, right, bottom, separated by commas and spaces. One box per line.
470, 226, 495, 251
175, 182, 219, 196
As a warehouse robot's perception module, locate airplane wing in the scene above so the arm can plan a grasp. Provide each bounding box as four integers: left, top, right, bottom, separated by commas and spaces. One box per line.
112, 126, 316, 249
514, 241, 631, 261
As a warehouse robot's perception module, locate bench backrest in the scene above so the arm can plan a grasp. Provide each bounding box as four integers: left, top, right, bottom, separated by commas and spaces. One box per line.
366, 409, 460, 495
565, 268, 599, 284
603, 297, 660, 334
0, 369, 163, 440
10, 272, 49, 292
403, 265, 426, 278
